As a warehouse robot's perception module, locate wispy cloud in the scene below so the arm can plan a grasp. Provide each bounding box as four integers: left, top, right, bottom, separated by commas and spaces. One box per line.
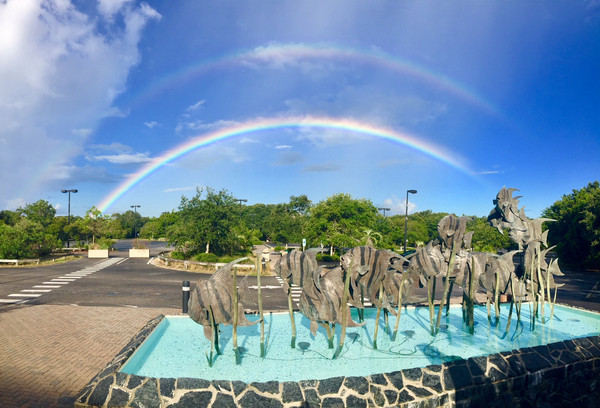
303, 163, 341, 172
175, 119, 239, 133
273, 151, 305, 166
89, 142, 134, 153
163, 186, 196, 193
88, 152, 153, 164
275, 145, 293, 149
186, 100, 206, 112
144, 121, 159, 128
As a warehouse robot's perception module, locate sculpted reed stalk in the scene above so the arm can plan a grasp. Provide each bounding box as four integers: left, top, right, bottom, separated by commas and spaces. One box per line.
256, 257, 265, 357
185, 187, 565, 367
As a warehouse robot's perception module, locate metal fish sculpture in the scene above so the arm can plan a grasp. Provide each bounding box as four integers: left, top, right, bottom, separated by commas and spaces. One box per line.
188, 258, 258, 359
340, 247, 406, 348
340, 246, 405, 312
298, 266, 364, 348
273, 248, 323, 348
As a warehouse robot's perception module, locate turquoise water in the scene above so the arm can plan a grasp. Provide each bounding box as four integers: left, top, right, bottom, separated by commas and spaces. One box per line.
120, 304, 600, 382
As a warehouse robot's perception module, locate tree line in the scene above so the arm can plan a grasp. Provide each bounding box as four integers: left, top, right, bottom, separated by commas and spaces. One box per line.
1, 182, 598, 269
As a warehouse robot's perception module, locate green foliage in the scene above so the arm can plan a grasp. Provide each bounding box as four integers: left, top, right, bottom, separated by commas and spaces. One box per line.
194, 252, 219, 263
315, 253, 340, 262
166, 187, 242, 256
466, 216, 514, 252
19, 199, 56, 227
0, 219, 60, 258
542, 181, 600, 269
0, 209, 21, 226
386, 211, 448, 248
170, 251, 186, 260
304, 193, 378, 250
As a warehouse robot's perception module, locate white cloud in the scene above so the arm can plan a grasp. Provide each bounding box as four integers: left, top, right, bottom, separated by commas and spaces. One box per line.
383, 196, 418, 215
186, 100, 206, 112
97, 0, 134, 19
88, 152, 152, 164
163, 186, 196, 193
0, 0, 160, 209
303, 163, 341, 172
176, 119, 239, 133
71, 128, 93, 137
144, 121, 159, 128
89, 142, 133, 152
275, 145, 293, 149
239, 137, 259, 144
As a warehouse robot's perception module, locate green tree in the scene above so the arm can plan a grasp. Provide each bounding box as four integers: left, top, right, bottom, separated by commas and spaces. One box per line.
0, 219, 60, 258
0, 209, 20, 226
542, 181, 600, 269
167, 187, 242, 256
466, 216, 513, 252
305, 193, 378, 254
140, 211, 178, 239
19, 199, 56, 228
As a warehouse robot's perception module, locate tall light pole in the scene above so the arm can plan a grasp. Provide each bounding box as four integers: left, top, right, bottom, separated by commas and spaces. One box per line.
403, 189, 417, 253
130, 205, 141, 239
235, 198, 248, 205
61, 189, 78, 248
377, 207, 391, 216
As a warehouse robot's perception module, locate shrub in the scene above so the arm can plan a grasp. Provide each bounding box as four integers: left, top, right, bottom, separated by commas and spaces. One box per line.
170, 251, 186, 260
132, 239, 149, 249
194, 253, 219, 263
316, 253, 340, 262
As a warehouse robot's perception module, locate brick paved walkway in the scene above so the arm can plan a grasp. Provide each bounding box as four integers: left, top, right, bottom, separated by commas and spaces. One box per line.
0, 304, 179, 408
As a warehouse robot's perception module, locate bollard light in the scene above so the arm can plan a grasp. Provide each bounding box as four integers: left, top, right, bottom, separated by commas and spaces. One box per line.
182, 280, 190, 313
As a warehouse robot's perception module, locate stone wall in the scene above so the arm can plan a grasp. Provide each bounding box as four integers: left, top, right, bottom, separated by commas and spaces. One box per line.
74, 315, 600, 408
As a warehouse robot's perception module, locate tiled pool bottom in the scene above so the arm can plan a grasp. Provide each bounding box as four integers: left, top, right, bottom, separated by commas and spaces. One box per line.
75, 304, 600, 407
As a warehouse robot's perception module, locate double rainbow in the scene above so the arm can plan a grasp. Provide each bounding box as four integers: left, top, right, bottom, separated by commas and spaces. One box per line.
96, 116, 473, 213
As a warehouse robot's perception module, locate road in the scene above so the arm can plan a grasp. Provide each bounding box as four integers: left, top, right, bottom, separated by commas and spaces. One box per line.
0, 241, 289, 312
1, 241, 598, 312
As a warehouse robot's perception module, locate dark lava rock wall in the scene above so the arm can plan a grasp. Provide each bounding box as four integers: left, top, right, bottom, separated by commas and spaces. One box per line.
74, 315, 600, 407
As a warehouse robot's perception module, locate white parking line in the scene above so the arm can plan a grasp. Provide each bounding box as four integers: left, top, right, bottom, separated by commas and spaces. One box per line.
43, 281, 68, 285
60, 276, 81, 279
0, 299, 28, 304
8, 293, 41, 297
34, 285, 61, 288
51, 278, 76, 282
21, 289, 52, 292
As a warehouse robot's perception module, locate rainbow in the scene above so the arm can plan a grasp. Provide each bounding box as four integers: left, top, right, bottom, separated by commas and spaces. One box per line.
96, 116, 474, 213
124, 43, 502, 119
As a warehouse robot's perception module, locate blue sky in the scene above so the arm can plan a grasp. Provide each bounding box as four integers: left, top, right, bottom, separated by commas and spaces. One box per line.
1, 0, 599, 219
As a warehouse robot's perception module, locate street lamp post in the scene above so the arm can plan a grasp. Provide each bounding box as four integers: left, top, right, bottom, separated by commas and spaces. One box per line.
377, 207, 391, 216
403, 189, 417, 253
235, 198, 248, 205
130, 205, 141, 239
61, 189, 78, 248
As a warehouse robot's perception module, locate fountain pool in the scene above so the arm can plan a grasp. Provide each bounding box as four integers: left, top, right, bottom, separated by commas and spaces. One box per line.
75, 303, 600, 408
120, 304, 600, 382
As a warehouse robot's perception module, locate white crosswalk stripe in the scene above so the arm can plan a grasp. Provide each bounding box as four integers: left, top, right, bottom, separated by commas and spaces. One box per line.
0, 257, 124, 305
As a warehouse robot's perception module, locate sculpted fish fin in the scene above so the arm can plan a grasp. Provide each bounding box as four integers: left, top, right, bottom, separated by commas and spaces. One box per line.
237, 304, 260, 326
358, 265, 370, 276
310, 320, 319, 336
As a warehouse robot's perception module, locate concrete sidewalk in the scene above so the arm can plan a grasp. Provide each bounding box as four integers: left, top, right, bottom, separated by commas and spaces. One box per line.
0, 304, 179, 408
